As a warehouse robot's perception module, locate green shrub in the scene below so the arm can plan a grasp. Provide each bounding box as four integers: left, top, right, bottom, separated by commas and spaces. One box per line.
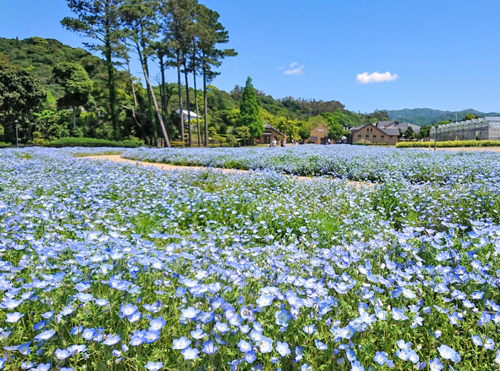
171, 141, 185, 148
352, 142, 391, 146
397, 140, 500, 148
47, 137, 139, 148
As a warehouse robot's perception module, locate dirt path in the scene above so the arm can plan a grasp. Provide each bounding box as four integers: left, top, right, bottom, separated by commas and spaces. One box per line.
84, 155, 251, 175
83, 155, 373, 188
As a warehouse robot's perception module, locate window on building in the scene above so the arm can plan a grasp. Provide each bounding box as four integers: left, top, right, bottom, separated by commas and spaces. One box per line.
373, 135, 376, 138
358, 135, 361, 138
381, 135, 385, 138
366, 135, 369, 138
390, 136, 393, 138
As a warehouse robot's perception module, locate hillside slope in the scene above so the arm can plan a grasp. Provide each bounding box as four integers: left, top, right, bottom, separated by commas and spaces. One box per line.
388, 108, 500, 126
0, 36, 125, 99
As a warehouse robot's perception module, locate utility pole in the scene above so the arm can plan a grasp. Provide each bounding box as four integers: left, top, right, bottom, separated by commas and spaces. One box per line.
434, 124, 438, 151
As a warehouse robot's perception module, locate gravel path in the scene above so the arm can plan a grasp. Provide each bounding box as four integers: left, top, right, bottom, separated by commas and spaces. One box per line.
83, 155, 373, 188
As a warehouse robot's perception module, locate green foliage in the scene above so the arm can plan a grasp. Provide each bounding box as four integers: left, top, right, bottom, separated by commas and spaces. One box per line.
226, 134, 238, 147
234, 126, 250, 145
47, 137, 140, 148
396, 140, 500, 148
171, 140, 186, 147
236, 77, 263, 139
418, 124, 431, 139
298, 127, 311, 141
0, 37, 119, 99
403, 125, 415, 139
0, 64, 46, 143
322, 112, 344, 140
53, 62, 94, 124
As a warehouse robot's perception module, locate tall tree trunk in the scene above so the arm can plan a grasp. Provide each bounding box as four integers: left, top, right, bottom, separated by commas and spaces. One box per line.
72, 107, 76, 129
160, 56, 168, 122
143, 65, 171, 148
137, 47, 170, 148
125, 60, 145, 140
203, 70, 208, 147
183, 61, 192, 147
105, 37, 119, 141
176, 55, 184, 143
193, 72, 201, 147
127, 60, 138, 108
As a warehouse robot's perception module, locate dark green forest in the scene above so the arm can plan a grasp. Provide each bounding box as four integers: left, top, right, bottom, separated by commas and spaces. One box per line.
0, 0, 392, 147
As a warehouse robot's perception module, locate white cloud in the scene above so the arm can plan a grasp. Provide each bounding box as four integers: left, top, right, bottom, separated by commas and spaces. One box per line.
284, 62, 304, 75
356, 71, 398, 84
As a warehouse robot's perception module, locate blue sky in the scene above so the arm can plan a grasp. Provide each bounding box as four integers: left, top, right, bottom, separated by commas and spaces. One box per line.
1, 0, 500, 113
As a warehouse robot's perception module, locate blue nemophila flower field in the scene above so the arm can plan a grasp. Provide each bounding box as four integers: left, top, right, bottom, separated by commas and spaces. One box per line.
1, 147, 500, 370
123, 145, 500, 184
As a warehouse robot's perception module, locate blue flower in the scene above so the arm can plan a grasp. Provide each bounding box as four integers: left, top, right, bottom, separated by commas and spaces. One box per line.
55, 349, 71, 360
119, 304, 137, 318
374, 351, 388, 365
256, 295, 273, 307
429, 358, 444, 371
314, 339, 327, 350
181, 307, 200, 320
103, 334, 121, 346
34, 330, 56, 342
245, 351, 256, 363
294, 346, 304, 362
190, 328, 206, 340
302, 324, 316, 335
5, 312, 24, 323
274, 309, 291, 326
214, 321, 230, 334
173, 336, 191, 350
202, 340, 218, 354
181, 347, 199, 360
437, 345, 461, 363
472, 335, 483, 346
238, 340, 253, 353
145, 361, 163, 371
259, 337, 273, 353
276, 341, 290, 357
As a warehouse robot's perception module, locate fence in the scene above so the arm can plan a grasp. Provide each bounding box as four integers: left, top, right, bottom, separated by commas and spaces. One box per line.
429, 117, 500, 141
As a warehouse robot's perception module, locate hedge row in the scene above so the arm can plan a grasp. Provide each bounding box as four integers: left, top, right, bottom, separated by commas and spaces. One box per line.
397, 140, 500, 148
352, 142, 391, 146
47, 137, 140, 148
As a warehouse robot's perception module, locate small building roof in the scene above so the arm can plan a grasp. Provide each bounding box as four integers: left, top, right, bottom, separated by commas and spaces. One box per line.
372, 120, 420, 134
350, 123, 400, 136
264, 124, 285, 136
175, 109, 200, 120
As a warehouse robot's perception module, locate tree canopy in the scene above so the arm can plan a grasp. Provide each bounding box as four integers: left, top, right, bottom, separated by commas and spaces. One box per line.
236, 77, 263, 140
0, 64, 46, 143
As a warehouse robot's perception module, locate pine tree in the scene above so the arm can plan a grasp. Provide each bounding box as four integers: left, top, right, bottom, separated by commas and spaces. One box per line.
61, 0, 122, 140
237, 77, 263, 141
197, 5, 236, 146
119, 0, 171, 147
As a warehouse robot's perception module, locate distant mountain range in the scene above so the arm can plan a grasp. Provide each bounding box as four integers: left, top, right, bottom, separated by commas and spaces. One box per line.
387, 108, 500, 126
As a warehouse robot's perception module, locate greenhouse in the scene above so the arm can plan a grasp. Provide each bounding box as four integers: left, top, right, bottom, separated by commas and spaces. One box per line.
429, 117, 500, 141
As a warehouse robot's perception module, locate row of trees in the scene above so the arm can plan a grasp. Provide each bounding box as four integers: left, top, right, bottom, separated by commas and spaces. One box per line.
61, 0, 236, 147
